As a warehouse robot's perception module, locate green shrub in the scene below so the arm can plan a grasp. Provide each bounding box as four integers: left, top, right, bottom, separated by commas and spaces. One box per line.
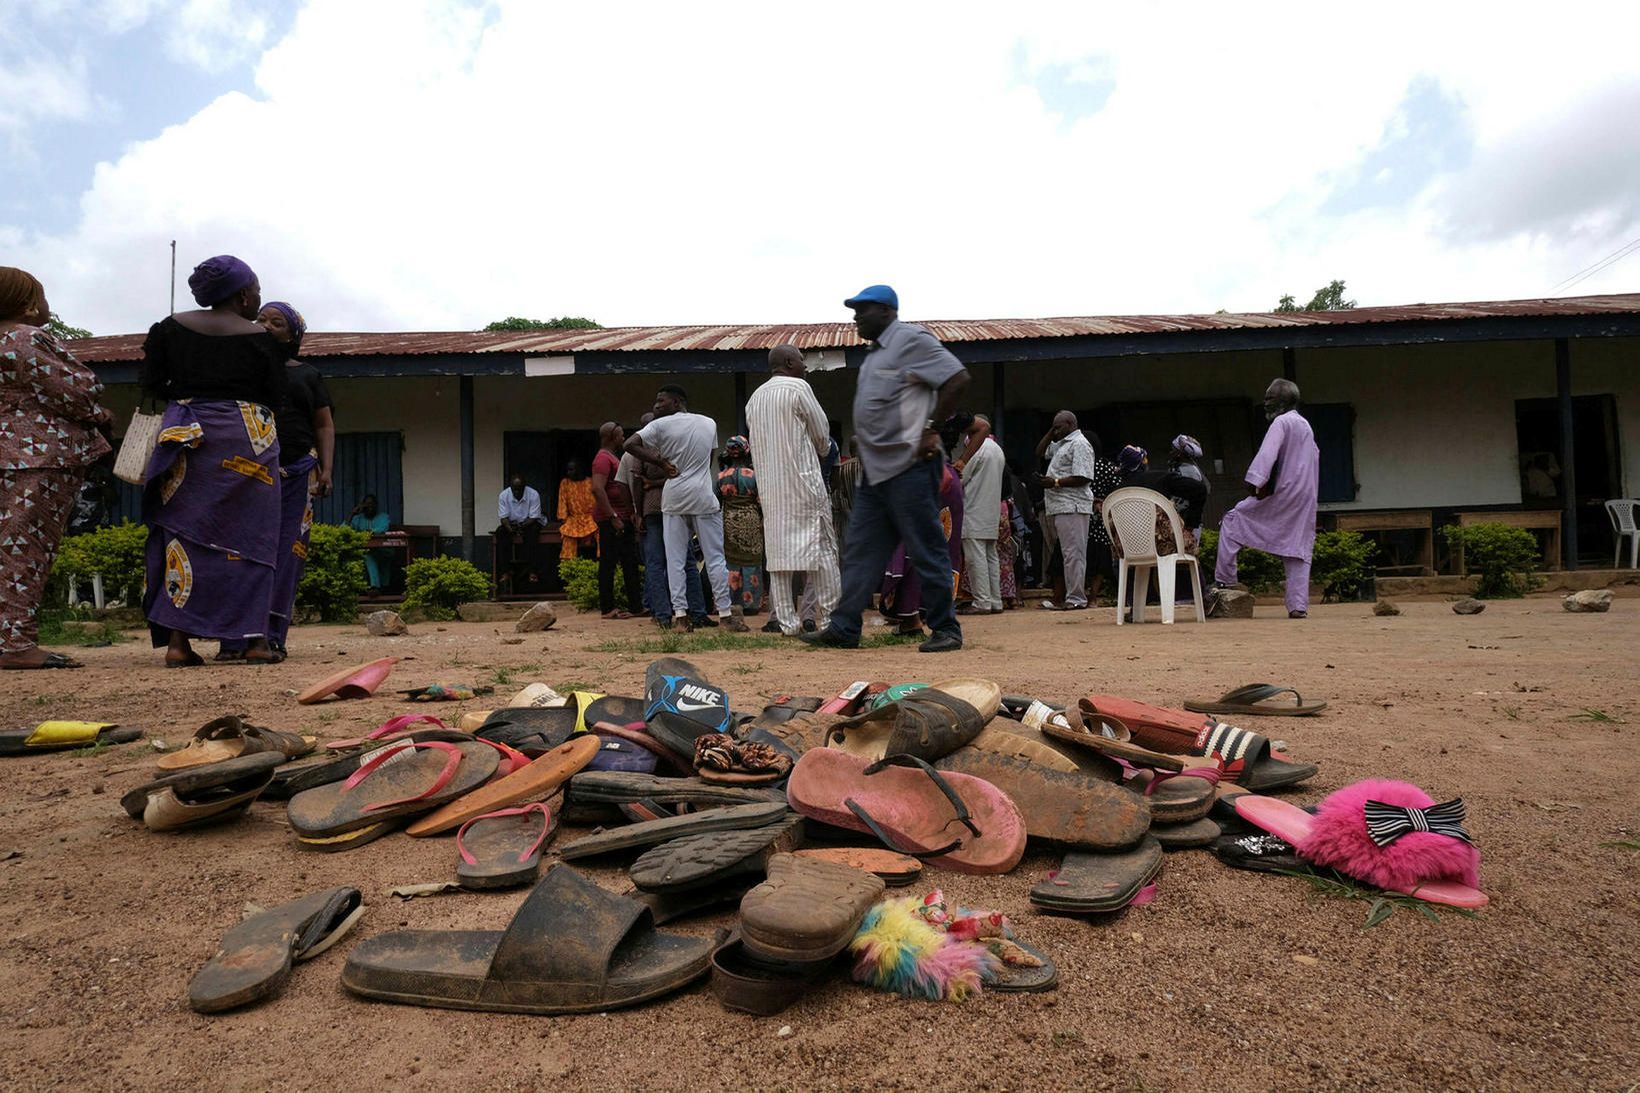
403, 554, 491, 620
1442, 523, 1542, 598
559, 556, 637, 612
297, 524, 370, 622
1312, 529, 1377, 603
50, 520, 149, 604
1197, 528, 1284, 594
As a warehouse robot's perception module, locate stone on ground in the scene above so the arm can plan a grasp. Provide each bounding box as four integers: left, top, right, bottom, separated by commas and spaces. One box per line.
364, 609, 408, 636
1452, 598, 1486, 615
1216, 589, 1255, 619
1372, 600, 1401, 617
515, 602, 558, 633
1563, 589, 1613, 613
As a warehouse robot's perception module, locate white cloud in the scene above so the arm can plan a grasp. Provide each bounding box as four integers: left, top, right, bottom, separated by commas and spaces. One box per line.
7, 0, 1640, 336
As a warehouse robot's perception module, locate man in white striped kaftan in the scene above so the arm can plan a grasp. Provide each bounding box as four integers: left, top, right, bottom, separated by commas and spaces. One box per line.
745, 345, 841, 636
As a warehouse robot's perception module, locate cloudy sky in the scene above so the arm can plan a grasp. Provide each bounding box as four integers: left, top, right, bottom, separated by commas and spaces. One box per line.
4, 0, 1639, 336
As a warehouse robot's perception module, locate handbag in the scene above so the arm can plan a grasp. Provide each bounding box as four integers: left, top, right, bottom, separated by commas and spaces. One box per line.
113, 399, 163, 485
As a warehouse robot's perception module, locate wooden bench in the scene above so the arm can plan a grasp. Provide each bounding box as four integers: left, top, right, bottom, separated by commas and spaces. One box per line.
1453, 510, 1562, 572
1330, 510, 1434, 575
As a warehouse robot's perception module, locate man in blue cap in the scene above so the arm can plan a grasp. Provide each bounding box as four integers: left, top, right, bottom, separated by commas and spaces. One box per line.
801, 285, 971, 652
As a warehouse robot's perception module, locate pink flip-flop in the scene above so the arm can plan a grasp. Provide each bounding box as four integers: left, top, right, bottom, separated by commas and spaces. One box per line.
326, 714, 448, 751
455, 802, 558, 889
1234, 789, 1487, 909
786, 749, 1025, 875
297, 657, 400, 705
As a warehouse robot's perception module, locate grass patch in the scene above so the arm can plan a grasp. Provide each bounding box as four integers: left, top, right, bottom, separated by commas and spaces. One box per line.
1599, 839, 1640, 851
492, 666, 517, 686
36, 609, 126, 647
555, 681, 595, 695
1500, 705, 1522, 721
1277, 869, 1478, 928
589, 628, 926, 656
1569, 707, 1625, 723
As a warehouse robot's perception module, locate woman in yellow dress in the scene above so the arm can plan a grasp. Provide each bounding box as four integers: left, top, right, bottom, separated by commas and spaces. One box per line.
556, 459, 599, 559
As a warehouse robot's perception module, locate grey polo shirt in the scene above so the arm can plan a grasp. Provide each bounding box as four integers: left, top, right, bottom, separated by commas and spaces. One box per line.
851, 320, 966, 485
1042, 431, 1097, 516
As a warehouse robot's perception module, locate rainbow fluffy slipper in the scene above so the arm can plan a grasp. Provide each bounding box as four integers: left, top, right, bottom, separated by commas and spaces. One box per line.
848, 891, 1057, 1000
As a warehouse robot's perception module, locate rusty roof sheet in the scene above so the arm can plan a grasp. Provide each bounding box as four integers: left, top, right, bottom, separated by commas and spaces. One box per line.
68, 292, 1640, 363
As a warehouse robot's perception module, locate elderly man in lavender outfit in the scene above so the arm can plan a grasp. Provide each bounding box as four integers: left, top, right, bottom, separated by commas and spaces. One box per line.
1213, 378, 1320, 618
802, 285, 971, 653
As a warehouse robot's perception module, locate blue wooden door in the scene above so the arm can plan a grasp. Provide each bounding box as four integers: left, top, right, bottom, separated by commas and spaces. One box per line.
1301, 403, 1357, 503
315, 432, 405, 528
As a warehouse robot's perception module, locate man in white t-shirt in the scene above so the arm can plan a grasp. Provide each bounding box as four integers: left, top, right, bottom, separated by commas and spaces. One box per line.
623, 384, 749, 632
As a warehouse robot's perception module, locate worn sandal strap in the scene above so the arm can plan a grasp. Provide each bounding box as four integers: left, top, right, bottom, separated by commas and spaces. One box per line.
842, 798, 964, 859
327, 714, 449, 751
1218, 683, 1302, 707
344, 740, 464, 812
455, 801, 552, 866
864, 754, 982, 840
1142, 765, 1223, 796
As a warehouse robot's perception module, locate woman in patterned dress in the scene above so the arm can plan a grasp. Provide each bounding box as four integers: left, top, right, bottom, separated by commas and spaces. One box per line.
0, 267, 112, 669
140, 255, 289, 667
715, 436, 765, 613
555, 460, 599, 559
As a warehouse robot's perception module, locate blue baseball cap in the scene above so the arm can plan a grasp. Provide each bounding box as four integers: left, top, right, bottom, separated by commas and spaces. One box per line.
843, 284, 898, 310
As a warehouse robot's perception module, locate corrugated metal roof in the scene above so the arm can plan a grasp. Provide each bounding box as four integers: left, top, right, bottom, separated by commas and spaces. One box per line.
67, 292, 1640, 363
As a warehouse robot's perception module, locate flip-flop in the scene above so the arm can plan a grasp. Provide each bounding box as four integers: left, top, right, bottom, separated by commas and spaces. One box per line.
265, 728, 475, 800
406, 735, 600, 837
455, 802, 558, 889
989, 936, 1059, 993
693, 735, 793, 786
286, 740, 500, 841
156, 716, 316, 771
0, 651, 82, 670
165, 652, 205, 669
738, 852, 886, 963
121, 752, 284, 832
1234, 784, 1487, 908
1029, 837, 1163, 915
792, 847, 923, 887
295, 656, 399, 705
588, 720, 692, 773
786, 750, 1026, 875
585, 731, 660, 774
475, 706, 583, 755
1078, 695, 1319, 791
628, 816, 805, 893
1152, 816, 1222, 850
644, 658, 733, 756
326, 715, 451, 751
0, 721, 141, 755
567, 771, 784, 809
934, 747, 1151, 851
635, 877, 760, 925
560, 801, 790, 861
1184, 684, 1328, 717
826, 678, 1001, 763
188, 887, 363, 1013
1211, 830, 1308, 873
341, 865, 718, 1014
1127, 766, 1221, 824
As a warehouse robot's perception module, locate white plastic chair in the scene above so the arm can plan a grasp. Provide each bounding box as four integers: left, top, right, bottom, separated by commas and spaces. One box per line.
1102, 487, 1205, 624
1607, 499, 1639, 568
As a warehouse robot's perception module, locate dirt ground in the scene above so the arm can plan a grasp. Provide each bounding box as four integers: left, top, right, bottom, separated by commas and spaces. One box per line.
2, 595, 1636, 1092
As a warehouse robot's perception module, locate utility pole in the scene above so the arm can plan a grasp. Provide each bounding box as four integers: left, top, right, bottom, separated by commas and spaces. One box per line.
169, 240, 177, 315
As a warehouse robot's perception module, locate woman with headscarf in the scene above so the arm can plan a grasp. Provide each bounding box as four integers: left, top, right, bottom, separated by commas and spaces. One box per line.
1163, 433, 1211, 546
140, 255, 289, 667
216, 302, 332, 660
556, 459, 598, 559
716, 435, 764, 613
0, 267, 112, 669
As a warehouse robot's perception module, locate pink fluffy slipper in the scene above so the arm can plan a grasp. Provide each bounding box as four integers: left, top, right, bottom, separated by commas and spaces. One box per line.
1296, 778, 1480, 892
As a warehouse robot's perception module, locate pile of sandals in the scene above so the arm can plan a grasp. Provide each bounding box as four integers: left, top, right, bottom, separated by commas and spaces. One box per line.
29, 663, 1488, 1015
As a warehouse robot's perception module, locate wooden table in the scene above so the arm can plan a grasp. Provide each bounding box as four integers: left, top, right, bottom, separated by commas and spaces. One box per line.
1331, 510, 1434, 575
1453, 510, 1562, 572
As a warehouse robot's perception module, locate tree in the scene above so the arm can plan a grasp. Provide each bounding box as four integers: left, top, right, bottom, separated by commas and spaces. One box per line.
483, 316, 602, 332
1274, 280, 1356, 312
46, 313, 92, 340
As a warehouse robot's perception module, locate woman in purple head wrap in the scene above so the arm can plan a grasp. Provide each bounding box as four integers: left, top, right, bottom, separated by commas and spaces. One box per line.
139, 255, 291, 666
217, 300, 334, 660
0, 267, 112, 669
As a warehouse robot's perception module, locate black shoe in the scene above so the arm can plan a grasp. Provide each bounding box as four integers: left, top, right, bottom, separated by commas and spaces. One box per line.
760, 619, 783, 634
801, 620, 817, 633
918, 631, 963, 653
692, 615, 718, 628
798, 628, 859, 649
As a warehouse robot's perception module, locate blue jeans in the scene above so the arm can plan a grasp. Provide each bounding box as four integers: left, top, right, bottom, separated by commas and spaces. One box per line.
642, 514, 706, 620
829, 458, 960, 642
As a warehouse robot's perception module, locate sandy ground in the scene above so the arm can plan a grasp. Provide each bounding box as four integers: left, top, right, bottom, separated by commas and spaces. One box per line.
1, 596, 1637, 1092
